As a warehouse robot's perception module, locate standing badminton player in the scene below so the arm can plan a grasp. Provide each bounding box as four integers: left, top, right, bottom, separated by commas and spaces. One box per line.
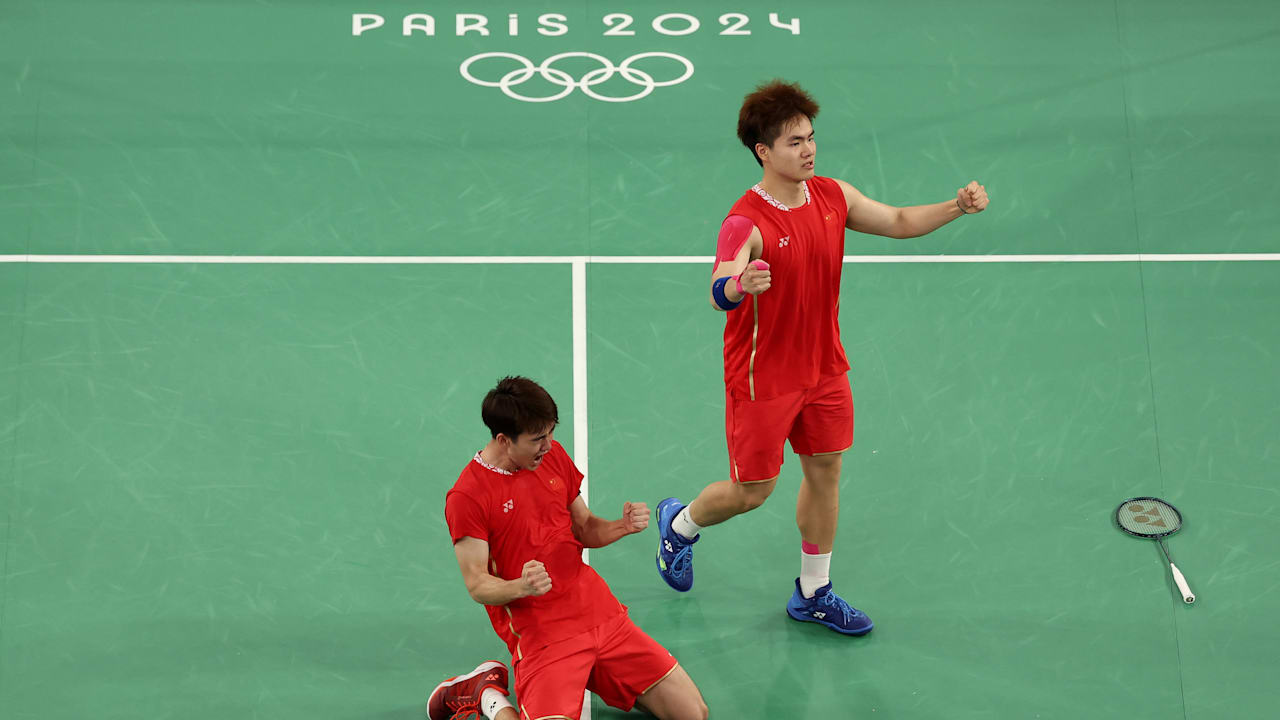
431, 377, 707, 720
654, 80, 990, 635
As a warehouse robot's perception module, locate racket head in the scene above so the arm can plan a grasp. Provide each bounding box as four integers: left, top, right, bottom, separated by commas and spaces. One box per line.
1115, 497, 1183, 538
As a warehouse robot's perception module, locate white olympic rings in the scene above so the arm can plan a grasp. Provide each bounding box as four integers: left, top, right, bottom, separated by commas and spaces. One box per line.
459, 51, 695, 103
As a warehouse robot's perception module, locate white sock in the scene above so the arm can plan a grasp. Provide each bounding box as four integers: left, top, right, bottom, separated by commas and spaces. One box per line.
671, 505, 703, 541
481, 687, 514, 720
800, 550, 832, 598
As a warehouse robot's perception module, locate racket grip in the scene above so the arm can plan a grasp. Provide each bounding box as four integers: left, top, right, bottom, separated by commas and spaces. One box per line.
751, 260, 770, 271
1170, 563, 1195, 604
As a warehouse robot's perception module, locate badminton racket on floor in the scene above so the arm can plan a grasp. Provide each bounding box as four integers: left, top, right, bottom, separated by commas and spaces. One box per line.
1114, 497, 1195, 604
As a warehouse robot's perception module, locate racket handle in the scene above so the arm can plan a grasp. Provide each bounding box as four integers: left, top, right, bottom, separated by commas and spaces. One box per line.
1170, 563, 1195, 604
750, 260, 770, 271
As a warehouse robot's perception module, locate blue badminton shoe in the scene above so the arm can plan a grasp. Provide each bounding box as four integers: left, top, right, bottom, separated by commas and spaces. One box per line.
655, 497, 697, 592
785, 579, 874, 635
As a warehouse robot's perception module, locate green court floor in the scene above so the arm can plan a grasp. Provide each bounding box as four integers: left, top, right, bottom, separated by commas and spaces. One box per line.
3, 2, 1279, 719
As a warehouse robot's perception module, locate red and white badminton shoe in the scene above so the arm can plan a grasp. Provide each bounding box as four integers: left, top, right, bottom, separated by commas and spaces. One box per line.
427, 660, 510, 720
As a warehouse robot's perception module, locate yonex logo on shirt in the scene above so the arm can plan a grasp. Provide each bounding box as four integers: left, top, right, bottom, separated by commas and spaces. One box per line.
778, 236, 790, 248
503, 499, 514, 513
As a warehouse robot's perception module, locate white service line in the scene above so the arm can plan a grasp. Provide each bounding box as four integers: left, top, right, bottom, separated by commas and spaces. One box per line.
0, 254, 583, 264
3, 253, 1280, 265
571, 260, 593, 719
572, 259, 589, 518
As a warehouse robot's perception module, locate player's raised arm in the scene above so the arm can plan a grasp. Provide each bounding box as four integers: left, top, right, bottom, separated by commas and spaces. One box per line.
709, 216, 769, 311
453, 536, 551, 604
836, 178, 988, 239
569, 496, 649, 549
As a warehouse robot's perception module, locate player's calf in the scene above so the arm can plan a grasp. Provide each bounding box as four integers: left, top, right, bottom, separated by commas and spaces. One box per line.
683, 476, 778, 527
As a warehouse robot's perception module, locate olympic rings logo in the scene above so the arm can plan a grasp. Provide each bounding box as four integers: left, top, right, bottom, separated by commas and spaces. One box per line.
459, 51, 695, 103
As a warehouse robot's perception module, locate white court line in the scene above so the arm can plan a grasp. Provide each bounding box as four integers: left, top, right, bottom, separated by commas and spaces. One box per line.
571, 259, 592, 720
3, 253, 1280, 264
572, 259, 589, 517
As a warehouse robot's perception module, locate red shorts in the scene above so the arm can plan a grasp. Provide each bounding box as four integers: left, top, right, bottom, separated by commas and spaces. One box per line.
726, 373, 854, 483
514, 612, 678, 720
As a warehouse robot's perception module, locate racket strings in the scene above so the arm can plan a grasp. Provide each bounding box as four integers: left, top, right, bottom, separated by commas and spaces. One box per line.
1118, 500, 1181, 536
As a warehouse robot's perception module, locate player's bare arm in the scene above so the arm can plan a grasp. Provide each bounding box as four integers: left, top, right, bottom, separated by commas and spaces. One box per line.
836, 178, 989, 239
708, 223, 770, 310
569, 496, 650, 548
453, 536, 551, 604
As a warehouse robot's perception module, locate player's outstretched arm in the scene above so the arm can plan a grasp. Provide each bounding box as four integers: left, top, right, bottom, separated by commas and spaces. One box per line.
569, 496, 650, 548
709, 219, 769, 311
453, 537, 551, 604
836, 179, 988, 239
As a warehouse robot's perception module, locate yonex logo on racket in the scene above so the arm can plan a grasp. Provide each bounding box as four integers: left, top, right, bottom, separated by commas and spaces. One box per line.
459, 51, 694, 103
1127, 503, 1167, 527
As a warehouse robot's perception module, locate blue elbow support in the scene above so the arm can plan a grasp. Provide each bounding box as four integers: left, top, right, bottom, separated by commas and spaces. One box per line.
712, 275, 742, 311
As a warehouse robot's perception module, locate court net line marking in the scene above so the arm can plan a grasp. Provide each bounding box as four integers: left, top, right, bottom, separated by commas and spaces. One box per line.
3, 253, 1279, 264
571, 261, 592, 720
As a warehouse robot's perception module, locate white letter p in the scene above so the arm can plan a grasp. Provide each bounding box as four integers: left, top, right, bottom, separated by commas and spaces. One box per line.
352, 14, 385, 36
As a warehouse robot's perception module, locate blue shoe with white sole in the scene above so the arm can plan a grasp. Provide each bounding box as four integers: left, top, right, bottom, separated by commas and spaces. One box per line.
655, 497, 697, 592
785, 578, 874, 635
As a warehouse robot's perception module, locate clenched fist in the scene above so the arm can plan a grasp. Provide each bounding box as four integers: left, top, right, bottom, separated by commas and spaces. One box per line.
622, 501, 650, 534
957, 181, 989, 214
737, 259, 771, 296
520, 559, 552, 597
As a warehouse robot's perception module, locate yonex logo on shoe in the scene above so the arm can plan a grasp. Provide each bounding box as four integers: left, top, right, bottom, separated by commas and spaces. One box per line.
664, 540, 673, 552
503, 499, 514, 513
813, 611, 826, 619
778, 236, 790, 248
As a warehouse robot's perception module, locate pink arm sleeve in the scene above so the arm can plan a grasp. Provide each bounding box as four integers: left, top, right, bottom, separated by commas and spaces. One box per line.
715, 215, 755, 270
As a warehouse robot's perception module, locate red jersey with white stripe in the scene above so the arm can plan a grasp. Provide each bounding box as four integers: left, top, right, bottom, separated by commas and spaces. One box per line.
444, 441, 624, 659
722, 175, 850, 400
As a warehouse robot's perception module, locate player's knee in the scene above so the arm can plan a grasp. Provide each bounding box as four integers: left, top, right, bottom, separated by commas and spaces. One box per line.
735, 479, 776, 513
738, 491, 768, 513
671, 699, 709, 720
801, 453, 843, 479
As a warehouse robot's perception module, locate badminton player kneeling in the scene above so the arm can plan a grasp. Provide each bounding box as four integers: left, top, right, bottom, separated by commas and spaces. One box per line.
430, 377, 708, 720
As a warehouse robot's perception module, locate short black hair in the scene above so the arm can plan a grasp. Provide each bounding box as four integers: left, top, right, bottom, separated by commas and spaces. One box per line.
737, 79, 820, 166
481, 376, 559, 439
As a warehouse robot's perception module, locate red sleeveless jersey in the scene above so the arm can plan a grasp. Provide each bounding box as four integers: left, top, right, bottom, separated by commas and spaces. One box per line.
444, 441, 624, 659
722, 176, 850, 400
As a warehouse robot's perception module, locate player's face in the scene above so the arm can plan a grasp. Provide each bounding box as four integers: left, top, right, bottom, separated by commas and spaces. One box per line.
764, 115, 816, 180
509, 424, 555, 470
